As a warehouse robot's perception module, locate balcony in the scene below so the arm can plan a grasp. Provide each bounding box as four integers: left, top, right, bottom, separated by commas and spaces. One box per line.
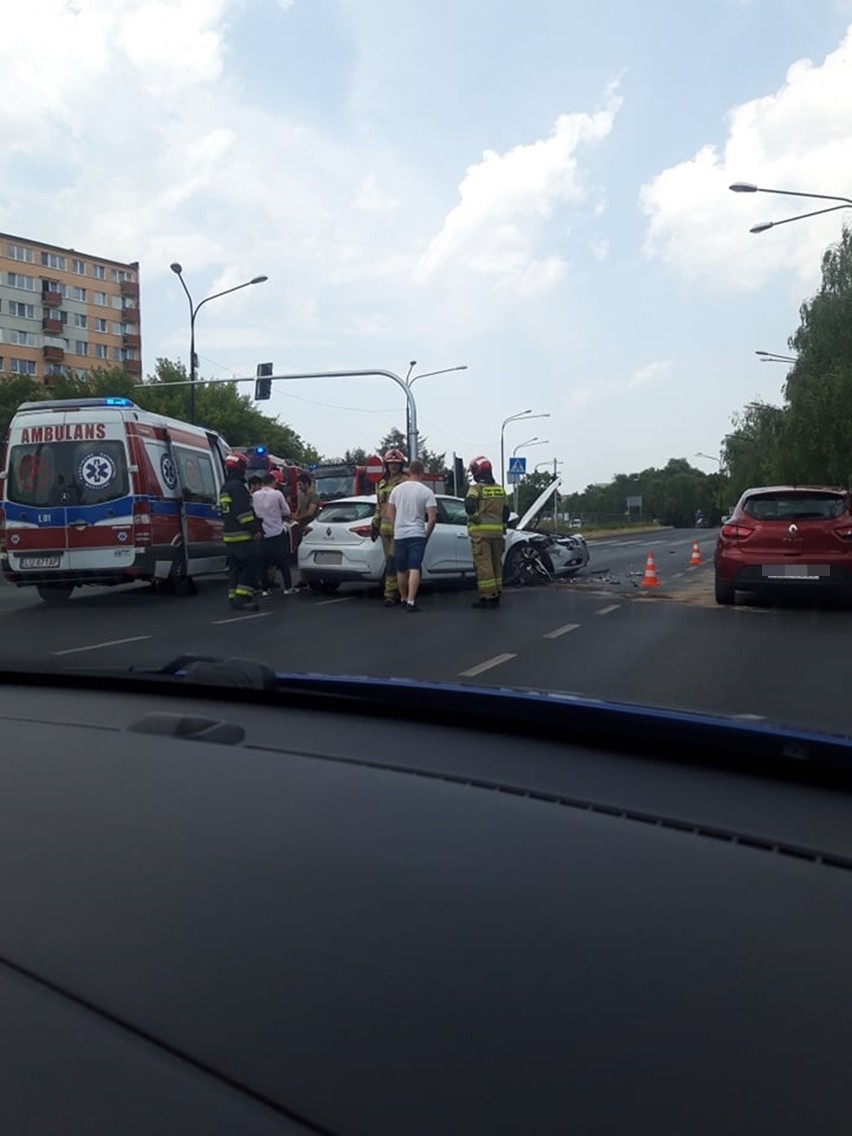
125, 359, 142, 376
43, 345, 65, 363
119, 279, 139, 298
122, 305, 139, 323
41, 290, 62, 307
42, 316, 63, 334
122, 332, 141, 348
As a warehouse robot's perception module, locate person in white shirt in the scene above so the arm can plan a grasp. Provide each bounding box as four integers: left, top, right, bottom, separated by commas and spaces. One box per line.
249, 474, 298, 595
386, 459, 437, 612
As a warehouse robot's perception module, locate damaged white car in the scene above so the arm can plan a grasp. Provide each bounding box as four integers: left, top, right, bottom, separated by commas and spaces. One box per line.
298, 478, 588, 593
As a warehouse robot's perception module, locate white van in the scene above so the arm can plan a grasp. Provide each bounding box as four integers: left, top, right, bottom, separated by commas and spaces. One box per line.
0, 397, 230, 603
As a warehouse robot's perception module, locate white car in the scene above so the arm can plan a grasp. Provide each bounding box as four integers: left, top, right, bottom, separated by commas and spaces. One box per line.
298, 479, 589, 594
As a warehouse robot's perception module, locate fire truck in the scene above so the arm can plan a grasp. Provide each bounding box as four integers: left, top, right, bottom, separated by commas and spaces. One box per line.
236, 445, 306, 509
310, 460, 446, 502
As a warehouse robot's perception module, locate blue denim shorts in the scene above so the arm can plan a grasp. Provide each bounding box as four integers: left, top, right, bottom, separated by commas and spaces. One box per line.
394, 536, 427, 572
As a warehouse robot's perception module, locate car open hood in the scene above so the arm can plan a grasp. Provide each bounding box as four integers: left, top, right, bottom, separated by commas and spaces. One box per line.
517, 476, 561, 531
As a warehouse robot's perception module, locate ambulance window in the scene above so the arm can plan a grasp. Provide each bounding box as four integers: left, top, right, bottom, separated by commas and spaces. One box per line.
8, 446, 58, 506
7, 441, 128, 506
176, 447, 216, 504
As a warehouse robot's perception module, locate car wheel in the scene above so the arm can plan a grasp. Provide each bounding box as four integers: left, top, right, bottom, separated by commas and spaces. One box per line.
503, 544, 553, 587
714, 577, 735, 605
37, 583, 74, 605
308, 579, 341, 595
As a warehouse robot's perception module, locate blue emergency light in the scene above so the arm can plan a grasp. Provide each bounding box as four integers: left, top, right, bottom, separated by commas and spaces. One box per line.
104, 397, 133, 406
254, 445, 267, 455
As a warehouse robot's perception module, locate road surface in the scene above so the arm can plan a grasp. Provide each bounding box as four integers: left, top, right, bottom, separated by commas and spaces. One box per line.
1, 529, 848, 735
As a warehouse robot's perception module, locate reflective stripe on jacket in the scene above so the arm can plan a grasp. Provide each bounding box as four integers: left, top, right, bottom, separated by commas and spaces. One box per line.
220, 476, 261, 544
372, 473, 406, 536
466, 482, 507, 537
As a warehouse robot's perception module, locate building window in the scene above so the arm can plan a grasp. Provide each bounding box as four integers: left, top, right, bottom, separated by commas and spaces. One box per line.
42, 279, 67, 297
93, 291, 107, 306
72, 313, 88, 329
10, 358, 37, 375
94, 343, 109, 360
7, 272, 36, 291
111, 268, 134, 283
70, 286, 87, 302
9, 330, 36, 346
92, 264, 106, 280
94, 317, 108, 332
7, 244, 34, 263
41, 252, 66, 270
8, 301, 35, 319
74, 341, 88, 356
72, 258, 86, 275
111, 296, 123, 310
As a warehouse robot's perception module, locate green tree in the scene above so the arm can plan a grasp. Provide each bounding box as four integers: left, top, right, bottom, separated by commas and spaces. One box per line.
0, 375, 47, 439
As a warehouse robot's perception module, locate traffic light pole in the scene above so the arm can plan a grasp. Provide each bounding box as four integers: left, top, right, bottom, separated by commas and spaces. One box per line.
150, 367, 421, 459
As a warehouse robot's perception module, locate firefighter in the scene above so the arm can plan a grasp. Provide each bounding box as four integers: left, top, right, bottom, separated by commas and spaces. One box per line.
370, 448, 407, 607
220, 451, 263, 610
465, 455, 509, 609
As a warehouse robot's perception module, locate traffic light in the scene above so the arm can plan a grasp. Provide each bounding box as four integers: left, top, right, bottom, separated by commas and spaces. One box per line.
453, 456, 466, 495
255, 362, 273, 401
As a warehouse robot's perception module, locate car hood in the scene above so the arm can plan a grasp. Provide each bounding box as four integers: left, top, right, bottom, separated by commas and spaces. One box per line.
517, 476, 561, 531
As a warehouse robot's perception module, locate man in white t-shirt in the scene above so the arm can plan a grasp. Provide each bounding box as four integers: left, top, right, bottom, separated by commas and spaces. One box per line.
386, 459, 437, 612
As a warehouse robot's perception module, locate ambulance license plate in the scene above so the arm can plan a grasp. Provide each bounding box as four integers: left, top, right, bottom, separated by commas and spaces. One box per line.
19, 556, 61, 569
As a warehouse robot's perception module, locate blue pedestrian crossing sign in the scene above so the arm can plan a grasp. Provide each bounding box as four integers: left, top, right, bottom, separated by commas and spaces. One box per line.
507, 456, 526, 485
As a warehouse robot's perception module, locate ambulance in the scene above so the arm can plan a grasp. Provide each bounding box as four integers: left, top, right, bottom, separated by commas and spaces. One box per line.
0, 397, 231, 604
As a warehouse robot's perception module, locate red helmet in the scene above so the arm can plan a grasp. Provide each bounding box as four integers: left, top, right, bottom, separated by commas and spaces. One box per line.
224, 451, 249, 471
468, 455, 492, 480
384, 448, 406, 465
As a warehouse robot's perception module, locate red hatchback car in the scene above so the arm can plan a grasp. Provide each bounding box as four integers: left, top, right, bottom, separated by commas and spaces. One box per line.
714, 486, 852, 605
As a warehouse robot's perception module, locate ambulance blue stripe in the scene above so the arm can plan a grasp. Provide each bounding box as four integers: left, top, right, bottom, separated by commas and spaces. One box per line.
7, 496, 219, 527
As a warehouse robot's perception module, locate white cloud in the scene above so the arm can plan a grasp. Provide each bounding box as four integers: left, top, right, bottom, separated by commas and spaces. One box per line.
417, 89, 620, 293
352, 174, 399, 215
641, 26, 852, 290
627, 360, 671, 389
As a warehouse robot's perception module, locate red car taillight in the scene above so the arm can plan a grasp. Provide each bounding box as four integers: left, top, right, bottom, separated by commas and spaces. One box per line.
133, 500, 152, 545
833, 526, 852, 541
720, 523, 755, 541
349, 524, 373, 538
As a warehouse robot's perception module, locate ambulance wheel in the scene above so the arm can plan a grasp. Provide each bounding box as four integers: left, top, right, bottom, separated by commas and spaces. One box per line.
37, 584, 74, 605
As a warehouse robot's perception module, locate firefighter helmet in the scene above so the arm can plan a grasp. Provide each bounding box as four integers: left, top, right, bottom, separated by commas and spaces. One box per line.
224, 451, 249, 471
468, 455, 492, 480
384, 448, 406, 465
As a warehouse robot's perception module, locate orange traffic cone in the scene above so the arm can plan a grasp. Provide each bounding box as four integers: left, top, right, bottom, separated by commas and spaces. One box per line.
641, 552, 660, 588
689, 541, 702, 566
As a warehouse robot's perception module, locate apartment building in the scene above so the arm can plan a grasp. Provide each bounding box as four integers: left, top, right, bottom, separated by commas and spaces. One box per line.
0, 234, 141, 386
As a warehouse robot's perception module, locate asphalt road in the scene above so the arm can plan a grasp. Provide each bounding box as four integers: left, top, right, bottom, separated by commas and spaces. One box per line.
2, 528, 850, 735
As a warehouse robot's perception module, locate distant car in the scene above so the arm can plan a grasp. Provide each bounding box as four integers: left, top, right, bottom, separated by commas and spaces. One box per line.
298, 481, 589, 593
714, 485, 852, 605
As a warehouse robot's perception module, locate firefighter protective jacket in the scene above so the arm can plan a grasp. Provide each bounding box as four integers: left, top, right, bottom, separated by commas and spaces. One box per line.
220, 475, 262, 543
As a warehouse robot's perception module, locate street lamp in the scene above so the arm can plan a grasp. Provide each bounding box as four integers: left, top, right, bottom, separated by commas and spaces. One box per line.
170, 263, 268, 424
729, 182, 852, 234
403, 362, 467, 449
501, 410, 550, 489
511, 438, 548, 510
755, 350, 797, 364
695, 452, 720, 464
512, 436, 539, 456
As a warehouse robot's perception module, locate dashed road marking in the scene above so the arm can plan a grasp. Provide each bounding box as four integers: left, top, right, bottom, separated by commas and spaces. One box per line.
316, 597, 352, 606
212, 612, 273, 625
596, 604, 620, 615
53, 634, 152, 656
459, 652, 517, 678
543, 623, 580, 639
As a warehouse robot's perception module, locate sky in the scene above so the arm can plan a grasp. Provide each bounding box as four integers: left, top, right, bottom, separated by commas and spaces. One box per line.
2, 0, 852, 492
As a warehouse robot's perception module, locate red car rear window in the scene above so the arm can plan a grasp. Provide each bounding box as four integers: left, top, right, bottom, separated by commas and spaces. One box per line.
742, 493, 848, 522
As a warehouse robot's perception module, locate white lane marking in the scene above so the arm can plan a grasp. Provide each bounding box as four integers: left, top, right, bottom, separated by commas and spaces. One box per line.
212, 612, 273, 625
672, 571, 685, 579
543, 623, 580, 639
459, 652, 517, 678
316, 597, 351, 607
596, 604, 620, 615
53, 634, 152, 656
